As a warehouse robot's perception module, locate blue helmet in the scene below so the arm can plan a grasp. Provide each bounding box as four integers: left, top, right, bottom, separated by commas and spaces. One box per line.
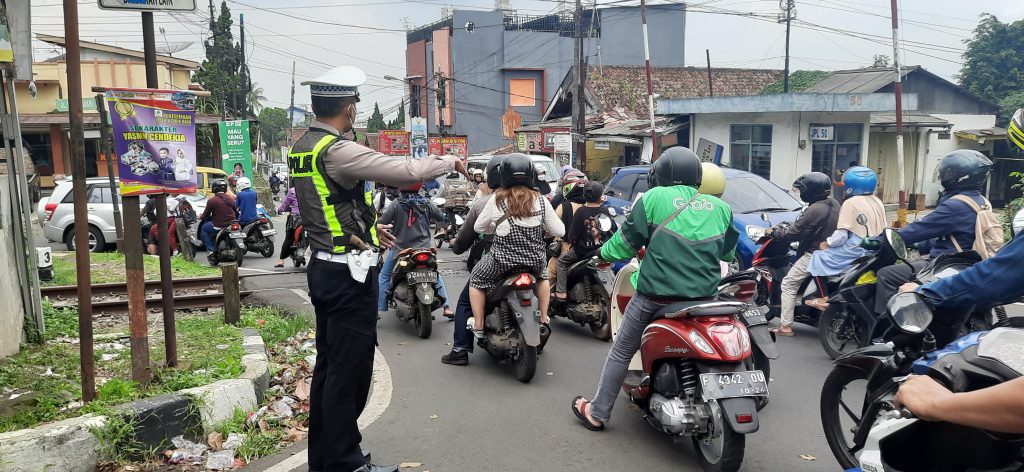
843, 166, 877, 196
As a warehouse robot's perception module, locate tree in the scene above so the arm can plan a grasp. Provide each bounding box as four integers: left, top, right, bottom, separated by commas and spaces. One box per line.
388, 100, 406, 130
192, 1, 249, 120
870, 55, 891, 68
366, 102, 386, 133
958, 14, 1024, 124
760, 70, 830, 94
257, 107, 291, 152
247, 84, 266, 116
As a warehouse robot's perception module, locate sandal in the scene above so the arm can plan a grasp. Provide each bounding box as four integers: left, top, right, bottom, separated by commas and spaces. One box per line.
805, 298, 830, 311
443, 309, 455, 320
571, 396, 605, 431
770, 326, 795, 337
274, 263, 284, 268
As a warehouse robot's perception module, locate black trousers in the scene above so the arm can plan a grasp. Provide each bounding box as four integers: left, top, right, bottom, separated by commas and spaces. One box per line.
874, 261, 926, 315
307, 256, 378, 472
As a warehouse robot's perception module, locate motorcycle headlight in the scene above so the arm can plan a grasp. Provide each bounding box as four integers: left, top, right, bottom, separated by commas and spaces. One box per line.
746, 226, 767, 241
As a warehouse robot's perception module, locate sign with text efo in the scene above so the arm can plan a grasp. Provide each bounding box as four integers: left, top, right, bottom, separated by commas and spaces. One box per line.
377, 130, 411, 156
98, 0, 197, 12
219, 120, 252, 180
105, 88, 198, 196
809, 125, 834, 141
428, 136, 468, 159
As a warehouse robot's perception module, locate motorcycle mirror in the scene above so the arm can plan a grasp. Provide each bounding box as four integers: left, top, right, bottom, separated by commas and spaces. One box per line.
760, 212, 770, 223
886, 292, 933, 334
856, 214, 868, 226
432, 197, 447, 207
607, 207, 617, 217
885, 228, 908, 261
597, 214, 613, 232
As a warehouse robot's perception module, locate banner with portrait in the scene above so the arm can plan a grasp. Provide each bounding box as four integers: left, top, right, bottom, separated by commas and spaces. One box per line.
105, 88, 197, 196
428, 136, 468, 159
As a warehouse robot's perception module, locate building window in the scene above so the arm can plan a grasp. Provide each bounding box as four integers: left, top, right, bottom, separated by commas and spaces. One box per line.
811, 124, 863, 181
730, 125, 772, 179
509, 78, 536, 107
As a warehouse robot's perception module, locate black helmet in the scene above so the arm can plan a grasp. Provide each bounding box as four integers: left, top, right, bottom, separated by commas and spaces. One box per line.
486, 155, 505, 189
936, 149, 992, 191
211, 178, 228, 194
647, 147, 702, 189
792, 172, 832, 203
499, 153, 536, 189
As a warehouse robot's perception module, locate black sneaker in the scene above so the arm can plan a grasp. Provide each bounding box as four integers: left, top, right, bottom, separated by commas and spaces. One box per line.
441, 350, 469, 366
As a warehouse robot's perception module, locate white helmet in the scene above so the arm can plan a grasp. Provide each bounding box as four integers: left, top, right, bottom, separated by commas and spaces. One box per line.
236, 176, 252, 191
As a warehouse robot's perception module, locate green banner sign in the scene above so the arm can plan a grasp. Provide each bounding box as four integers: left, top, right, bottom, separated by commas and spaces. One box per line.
56, 97, 97, 112
218, 120, 252, 181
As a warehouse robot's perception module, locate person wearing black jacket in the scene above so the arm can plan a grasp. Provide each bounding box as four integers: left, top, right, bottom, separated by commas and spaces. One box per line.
442, 155, 503, 366
770, 172, 840, 336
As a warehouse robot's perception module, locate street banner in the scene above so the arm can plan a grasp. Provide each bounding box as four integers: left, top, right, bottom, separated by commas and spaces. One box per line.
428, 136, 468, 159
516, 131, 543, 153
410, 117, 428, 158
98, 0, 197, 12
218, 120, 252, 181
377, 130, 411, 156
104, 88, 198, 196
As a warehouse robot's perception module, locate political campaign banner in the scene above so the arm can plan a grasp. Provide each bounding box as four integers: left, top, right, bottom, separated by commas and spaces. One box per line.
219, 120, 252, 184
378, 130, 411, 156
428, 136, 468, 159
105, 88, 197, 196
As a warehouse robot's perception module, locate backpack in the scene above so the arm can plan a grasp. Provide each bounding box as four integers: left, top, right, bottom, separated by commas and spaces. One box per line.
949, 195, 1004, 259
578, 211, 615, 251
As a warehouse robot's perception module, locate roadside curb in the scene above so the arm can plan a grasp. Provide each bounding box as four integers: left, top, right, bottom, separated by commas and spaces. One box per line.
0, 329, 270, 472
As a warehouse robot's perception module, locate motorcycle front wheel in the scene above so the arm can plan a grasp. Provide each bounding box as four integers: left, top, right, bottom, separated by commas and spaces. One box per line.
819, 304, 869, 360
693, 400, 745, 472
820, 365, 873, 469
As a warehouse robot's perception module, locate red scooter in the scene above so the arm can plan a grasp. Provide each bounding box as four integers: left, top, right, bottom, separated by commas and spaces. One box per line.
610, 252, 769, 472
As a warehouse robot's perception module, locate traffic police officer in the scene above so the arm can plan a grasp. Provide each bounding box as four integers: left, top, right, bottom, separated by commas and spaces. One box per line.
290, 66, 467, 472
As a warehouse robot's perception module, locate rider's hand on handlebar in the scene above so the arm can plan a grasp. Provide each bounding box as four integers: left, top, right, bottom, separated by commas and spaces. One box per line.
899, 282, 920, 294
376, 223, 396, 249
894, 375, 952, 422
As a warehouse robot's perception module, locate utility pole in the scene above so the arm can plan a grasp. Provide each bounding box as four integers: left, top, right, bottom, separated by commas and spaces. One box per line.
781, 0, 794, 93
572, 0, 587, 171
63, 0, 96, 402
287, 61, 296, 147
706, 49, 714, 97
640, 0, 658, 160
209, 0, 215, 31
435, 71, 447, 136
890, 0, 907, 227
239, 14, 248, 119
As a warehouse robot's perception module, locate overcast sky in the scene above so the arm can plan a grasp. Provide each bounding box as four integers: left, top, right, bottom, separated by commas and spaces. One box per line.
28, 0, 1024, 122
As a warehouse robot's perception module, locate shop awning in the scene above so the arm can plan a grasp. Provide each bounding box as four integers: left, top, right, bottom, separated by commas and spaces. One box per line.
955, 127, 1007, 143
870, 112, 948, 128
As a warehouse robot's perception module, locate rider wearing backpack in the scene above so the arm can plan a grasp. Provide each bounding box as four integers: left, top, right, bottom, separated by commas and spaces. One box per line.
554, 181, 616, 300
873, 149, 999, 316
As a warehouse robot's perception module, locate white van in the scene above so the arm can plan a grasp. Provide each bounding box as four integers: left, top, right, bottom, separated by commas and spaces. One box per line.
467, 154, 559, 195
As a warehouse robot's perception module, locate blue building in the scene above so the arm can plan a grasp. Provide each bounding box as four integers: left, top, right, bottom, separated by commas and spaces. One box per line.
404, 4, 687, 153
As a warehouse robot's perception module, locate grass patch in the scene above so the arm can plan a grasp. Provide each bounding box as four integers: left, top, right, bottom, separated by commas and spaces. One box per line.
41, 298, 79, 340
45, 252, 218, 286
90, 415, 144, 464
239, 306, 312, 345
213, 408, 285, 463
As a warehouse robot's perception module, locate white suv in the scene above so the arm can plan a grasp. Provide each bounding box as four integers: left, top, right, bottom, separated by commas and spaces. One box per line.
37, 177, 146, 252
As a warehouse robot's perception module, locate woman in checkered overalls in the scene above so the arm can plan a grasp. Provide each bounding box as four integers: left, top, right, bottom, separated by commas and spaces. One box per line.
469, 154, 565, 335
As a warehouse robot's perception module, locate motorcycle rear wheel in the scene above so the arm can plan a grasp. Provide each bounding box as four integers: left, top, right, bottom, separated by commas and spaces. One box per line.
259, 237, 275, 258
819, 304, 868, 360
589, 299, 612, 341
820, 365, 871, 469
513, 344, 537, 383
692, 400, 745, 472
415, 302, 432, 339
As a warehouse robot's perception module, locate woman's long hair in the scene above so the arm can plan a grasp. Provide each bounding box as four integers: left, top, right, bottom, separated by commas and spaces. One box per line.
495, 185, 538, 219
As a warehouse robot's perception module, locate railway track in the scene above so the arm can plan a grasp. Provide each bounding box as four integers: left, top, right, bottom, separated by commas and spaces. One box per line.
41, 276, 250, 315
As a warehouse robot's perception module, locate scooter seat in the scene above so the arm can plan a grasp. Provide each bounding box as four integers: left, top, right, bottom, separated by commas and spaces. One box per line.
653, 300, 746, 319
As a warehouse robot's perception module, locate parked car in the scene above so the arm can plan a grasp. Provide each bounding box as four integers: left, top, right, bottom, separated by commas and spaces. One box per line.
37, 177, 214, 253
467, 154, 559, 195
602, 165, 803, 268
197, 166, 228, 197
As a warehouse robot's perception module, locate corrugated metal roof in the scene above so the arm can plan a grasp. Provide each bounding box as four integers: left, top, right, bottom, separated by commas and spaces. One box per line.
870, 112, 948, 127
803, 67, 916, 93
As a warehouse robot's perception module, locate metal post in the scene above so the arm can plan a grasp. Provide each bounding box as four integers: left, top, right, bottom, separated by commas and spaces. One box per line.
222, 263, 240, 325
573, 0, 587, 171
640, 0, 658, 159
782, 0, 794, 93
63, 0, 96, 401
156, 194, 176, 367
142, 13, 158, 88
288, 62, 295, 148
95, 93, 123, 251
705, 49, 714, 97
890, 0, 907, 227
239, 14, 247, 120
123, 199, 151, 384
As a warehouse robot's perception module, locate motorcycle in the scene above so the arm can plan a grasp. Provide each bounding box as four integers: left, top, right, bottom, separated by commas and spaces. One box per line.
386, 248, 444, 339
548, 214, 616, 340
185, 217, 246, 266
476, 272, 552, 383
432, 197, 468, 248
609, 250, 769, 472
285, 214, 309, 268
748, 216, 830, 329
853, 324, 1024, 472
241, 213, 276, 258
819, 229, 1020, 469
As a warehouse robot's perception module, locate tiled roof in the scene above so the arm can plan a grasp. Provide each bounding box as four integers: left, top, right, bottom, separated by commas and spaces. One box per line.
586, 66, 784, 118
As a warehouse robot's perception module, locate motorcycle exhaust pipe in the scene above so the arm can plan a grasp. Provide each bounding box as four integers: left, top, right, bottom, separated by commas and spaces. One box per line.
539, 323, 551, 350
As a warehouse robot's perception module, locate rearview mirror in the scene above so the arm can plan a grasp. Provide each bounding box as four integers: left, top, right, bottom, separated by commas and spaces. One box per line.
885, 228, 907, 260
432, 197, 447, 207
761, 212, 770, 223
886, 292, 933, 334
607, 207, 618, 217
856, 214, 867, 226
596, 214, 613, 232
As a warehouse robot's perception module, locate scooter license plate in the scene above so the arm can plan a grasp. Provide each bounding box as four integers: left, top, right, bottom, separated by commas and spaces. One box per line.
261, 229, 277, 237
230, 232, 245, 239
698, 371, 769, 401
742, 308, 768, 326
406, 271, 438, 284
